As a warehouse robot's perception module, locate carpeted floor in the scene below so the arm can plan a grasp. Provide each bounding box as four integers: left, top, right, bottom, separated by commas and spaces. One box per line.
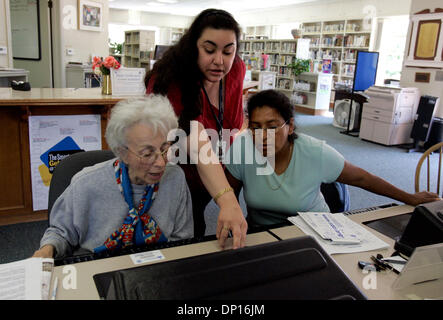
0, 220, 47, 264
0, 113, 439, 264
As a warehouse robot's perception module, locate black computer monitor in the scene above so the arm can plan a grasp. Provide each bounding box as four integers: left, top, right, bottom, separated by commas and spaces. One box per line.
394, 200, 443, 257
154, 45, 170, 60
93, 236, 367, 300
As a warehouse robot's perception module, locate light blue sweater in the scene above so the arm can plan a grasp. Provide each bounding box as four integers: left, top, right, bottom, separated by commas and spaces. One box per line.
40, 159, 193, 258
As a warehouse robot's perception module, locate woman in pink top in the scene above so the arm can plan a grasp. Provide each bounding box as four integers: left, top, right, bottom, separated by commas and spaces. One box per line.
145, 9, 247, 248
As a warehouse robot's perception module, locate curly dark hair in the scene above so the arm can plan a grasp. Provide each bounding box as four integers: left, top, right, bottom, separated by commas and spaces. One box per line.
144, 8, 241, 134
247, 89, 298, 142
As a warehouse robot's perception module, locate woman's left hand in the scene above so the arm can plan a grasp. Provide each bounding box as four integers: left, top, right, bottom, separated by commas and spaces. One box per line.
406, 191, 441, 206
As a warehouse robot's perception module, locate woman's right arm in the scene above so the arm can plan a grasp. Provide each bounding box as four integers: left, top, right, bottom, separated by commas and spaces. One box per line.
34, 186, 79, 259
32, 245, 55, 258
187, 121, 248, 249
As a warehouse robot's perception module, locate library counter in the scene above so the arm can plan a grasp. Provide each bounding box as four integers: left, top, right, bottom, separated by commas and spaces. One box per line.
0, 88, 144, 225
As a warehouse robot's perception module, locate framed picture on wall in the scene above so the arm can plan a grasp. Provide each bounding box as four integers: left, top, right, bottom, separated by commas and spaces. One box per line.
78, 0, 103, 32
404, 9, 443, 68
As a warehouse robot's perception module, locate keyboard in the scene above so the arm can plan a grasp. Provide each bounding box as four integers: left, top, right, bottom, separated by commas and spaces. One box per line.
54, 235, 217, 266
343, 202, 399, 216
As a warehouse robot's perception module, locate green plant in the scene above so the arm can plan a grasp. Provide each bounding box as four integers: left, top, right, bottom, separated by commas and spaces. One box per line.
288, 59, 311, 76
109, 41, 123, 55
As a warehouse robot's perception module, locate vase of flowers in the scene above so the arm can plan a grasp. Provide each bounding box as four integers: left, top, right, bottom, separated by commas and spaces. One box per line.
92, 56, 121, 95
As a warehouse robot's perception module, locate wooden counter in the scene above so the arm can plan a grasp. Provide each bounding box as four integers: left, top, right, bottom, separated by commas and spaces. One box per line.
0, 88, 144, 225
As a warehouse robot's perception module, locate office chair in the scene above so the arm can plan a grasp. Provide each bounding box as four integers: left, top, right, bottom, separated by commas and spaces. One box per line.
246, 182, 351, 229
48, 150, 115, 221
415, 141, 443, 195
320, 181, 350, 213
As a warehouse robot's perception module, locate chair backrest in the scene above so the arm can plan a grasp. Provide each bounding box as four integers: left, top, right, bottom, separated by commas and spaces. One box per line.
48, 150, 115, 221
415, 141, 443, 194
320, 182, 350, 213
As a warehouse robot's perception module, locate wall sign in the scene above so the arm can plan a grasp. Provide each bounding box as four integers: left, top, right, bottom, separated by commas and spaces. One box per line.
415, 72, 431, 83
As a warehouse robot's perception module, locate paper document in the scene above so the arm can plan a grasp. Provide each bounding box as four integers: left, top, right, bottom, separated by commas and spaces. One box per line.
111, 67, 146, 96
288, 213, 389, 255
0, 258, 54, 300
298, 212, 361, 244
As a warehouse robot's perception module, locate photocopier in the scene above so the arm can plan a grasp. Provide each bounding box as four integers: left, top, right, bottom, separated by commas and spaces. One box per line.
359, 86, 420, 145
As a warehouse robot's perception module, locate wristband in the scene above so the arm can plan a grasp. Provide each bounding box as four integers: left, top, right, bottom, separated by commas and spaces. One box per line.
214, 187, 234, 203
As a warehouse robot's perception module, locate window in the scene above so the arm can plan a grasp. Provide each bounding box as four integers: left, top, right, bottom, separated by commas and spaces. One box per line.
375, 16, 410, 86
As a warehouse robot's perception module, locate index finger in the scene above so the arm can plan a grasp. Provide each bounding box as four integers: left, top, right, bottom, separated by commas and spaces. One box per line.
231, 224, 243, 249
217, 226, 229, 249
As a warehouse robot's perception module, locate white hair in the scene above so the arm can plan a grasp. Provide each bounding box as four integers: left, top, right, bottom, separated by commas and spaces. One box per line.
105, 95, 178, 158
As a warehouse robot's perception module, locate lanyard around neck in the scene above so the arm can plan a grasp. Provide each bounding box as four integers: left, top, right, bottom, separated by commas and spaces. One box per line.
202, 80, 224, 134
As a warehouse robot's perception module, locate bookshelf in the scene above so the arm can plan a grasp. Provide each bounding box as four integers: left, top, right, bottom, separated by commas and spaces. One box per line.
239, 39, 298, 92
239, 38, 332, 114
123, 30, 155, 69
301, 18, 375, 89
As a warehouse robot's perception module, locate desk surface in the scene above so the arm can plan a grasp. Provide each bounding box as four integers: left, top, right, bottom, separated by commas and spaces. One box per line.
0, 88, 145, 106
271, 205, 443, 300
51, 231, 277, 300
50, 205, 442, 300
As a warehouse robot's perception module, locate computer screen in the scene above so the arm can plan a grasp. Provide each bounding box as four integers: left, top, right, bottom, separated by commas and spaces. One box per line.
154, 45, 170, 60
363, 213, 412, 240
353, 51, 379, 92
93, 236, 367, 300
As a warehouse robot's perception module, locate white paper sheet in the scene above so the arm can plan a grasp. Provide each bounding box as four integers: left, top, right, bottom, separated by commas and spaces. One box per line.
0, 258, 54, 300
288, 213, 390, 255
111, 67, 146, 96
298, 212, 361, 244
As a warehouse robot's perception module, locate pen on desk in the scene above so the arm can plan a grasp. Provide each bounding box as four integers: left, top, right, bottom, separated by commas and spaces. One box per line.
382, 258, 407, 265
51, 277, 58, 300
371, 255, 400, 275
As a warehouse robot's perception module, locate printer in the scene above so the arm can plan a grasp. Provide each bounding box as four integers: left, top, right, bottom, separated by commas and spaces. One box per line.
359, 86, 420, 145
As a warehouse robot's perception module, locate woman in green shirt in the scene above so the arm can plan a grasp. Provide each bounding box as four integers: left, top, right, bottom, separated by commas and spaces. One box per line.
225, 90, 440, 227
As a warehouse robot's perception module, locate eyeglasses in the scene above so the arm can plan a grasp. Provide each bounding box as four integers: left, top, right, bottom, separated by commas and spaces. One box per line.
249, 120, 289, 135
125, 142, 172, 165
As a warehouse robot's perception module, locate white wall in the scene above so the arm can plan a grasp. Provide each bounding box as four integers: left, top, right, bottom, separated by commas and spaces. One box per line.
109, 8, 192, 28
400, 0, 443, 117
53, 0, 109, 88
108, 8, 193, 45
0, 0, 13, 68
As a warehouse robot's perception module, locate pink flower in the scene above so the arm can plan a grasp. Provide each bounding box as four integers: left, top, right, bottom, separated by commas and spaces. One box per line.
93, 56, 120, 75
92, 56, 102, 70
103, 56, 117, 69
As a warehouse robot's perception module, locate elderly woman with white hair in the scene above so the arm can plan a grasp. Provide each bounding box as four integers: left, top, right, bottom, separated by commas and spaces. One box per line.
33, 95, 193, 259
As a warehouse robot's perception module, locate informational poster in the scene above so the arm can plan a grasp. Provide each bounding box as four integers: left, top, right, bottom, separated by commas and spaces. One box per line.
28, 115, 101, 211
110, 67, 146, 96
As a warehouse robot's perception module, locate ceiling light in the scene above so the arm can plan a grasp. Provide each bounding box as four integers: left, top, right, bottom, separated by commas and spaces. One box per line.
157, 0, 178, 3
